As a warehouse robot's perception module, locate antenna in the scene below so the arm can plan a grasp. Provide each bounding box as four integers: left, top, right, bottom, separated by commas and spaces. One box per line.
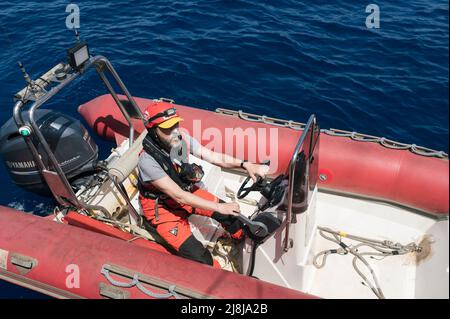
74, 29, 80, 42
17, 61, 33, 86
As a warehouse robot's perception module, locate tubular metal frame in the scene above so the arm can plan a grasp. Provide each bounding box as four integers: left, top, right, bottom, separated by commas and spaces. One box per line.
12, 55, 144, 217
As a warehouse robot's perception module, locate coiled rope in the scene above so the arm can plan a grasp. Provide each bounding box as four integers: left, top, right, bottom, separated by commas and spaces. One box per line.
313, 226, 422, 299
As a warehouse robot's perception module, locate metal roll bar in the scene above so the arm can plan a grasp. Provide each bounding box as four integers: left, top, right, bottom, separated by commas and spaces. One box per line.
12, 55, 145, 217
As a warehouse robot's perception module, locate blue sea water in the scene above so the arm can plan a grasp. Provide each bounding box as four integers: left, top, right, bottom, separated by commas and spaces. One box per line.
0, 0, 448, 298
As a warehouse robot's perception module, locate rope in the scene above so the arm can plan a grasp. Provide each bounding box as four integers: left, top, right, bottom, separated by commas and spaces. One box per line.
93, 216, 157, 242
313, 226, 421, 299
215, 108, 448, 159
101, 264, 179, 299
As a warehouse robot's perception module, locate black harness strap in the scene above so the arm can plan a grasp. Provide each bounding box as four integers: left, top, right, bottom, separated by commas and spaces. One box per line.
141, 128, 192, 193
139, 129, 206, 224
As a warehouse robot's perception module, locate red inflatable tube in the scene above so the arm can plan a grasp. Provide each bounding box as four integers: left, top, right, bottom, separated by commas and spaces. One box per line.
78, 94, 448, 216
0, 206, 315, 299
64, 212, 169, 254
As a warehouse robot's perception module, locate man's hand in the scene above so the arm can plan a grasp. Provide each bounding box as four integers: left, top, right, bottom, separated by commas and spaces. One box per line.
243, 162, 270, 182
216, 202, 241, 216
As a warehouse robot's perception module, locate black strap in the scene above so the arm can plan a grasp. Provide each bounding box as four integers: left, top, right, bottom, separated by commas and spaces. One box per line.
154, 196, 160, 222
142, 129, 191, 191
146, 108, 176, 124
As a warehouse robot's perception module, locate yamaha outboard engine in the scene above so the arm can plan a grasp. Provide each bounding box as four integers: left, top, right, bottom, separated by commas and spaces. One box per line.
0, 109, 98, 196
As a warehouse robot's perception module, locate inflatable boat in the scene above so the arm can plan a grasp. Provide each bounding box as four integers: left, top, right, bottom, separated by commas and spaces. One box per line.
0, 42, 448, 299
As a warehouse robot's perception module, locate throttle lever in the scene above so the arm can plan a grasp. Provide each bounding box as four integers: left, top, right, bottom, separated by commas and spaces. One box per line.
235, 214, 269, 238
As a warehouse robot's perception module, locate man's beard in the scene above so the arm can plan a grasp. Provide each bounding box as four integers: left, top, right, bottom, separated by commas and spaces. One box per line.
163, 134, 182, 150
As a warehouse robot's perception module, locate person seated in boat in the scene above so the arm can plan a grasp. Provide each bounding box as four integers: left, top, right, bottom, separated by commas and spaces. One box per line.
138, 103, 268, 268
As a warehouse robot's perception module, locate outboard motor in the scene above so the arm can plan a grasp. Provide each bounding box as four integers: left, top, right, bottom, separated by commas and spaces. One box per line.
0, 109, 98, 196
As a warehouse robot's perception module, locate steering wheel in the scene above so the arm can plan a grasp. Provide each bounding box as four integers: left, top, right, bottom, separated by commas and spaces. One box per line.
237, 159, 271, 199
237, 175, 264, 199
237, 173, 286, 211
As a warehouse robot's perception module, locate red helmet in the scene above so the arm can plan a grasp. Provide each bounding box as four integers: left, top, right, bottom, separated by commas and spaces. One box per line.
144, 103, 183, 129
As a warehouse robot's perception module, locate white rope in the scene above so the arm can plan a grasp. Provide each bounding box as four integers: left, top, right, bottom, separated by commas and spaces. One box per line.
313, 226, 422, 299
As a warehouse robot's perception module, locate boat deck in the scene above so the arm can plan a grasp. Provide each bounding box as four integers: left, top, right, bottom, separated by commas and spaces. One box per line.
167, 156, 449, 299
308, 191, 447, 299
91, 143, 449, 299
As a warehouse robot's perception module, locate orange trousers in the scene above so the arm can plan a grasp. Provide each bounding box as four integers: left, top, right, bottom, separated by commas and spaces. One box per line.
139, 186, 222, 268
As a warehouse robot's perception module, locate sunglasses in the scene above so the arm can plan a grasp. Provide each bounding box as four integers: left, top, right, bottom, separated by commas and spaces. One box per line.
146, 108, 177, 124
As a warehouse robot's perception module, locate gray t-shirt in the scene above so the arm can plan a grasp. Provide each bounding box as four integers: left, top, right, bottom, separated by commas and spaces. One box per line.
138, 133, 201, 183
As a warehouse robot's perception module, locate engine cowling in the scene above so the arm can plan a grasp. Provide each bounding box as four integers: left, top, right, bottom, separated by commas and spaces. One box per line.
0, 109, 98, 196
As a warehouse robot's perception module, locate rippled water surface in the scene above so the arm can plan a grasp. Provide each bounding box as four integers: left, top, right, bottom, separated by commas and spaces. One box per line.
0, 0, 448, 297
